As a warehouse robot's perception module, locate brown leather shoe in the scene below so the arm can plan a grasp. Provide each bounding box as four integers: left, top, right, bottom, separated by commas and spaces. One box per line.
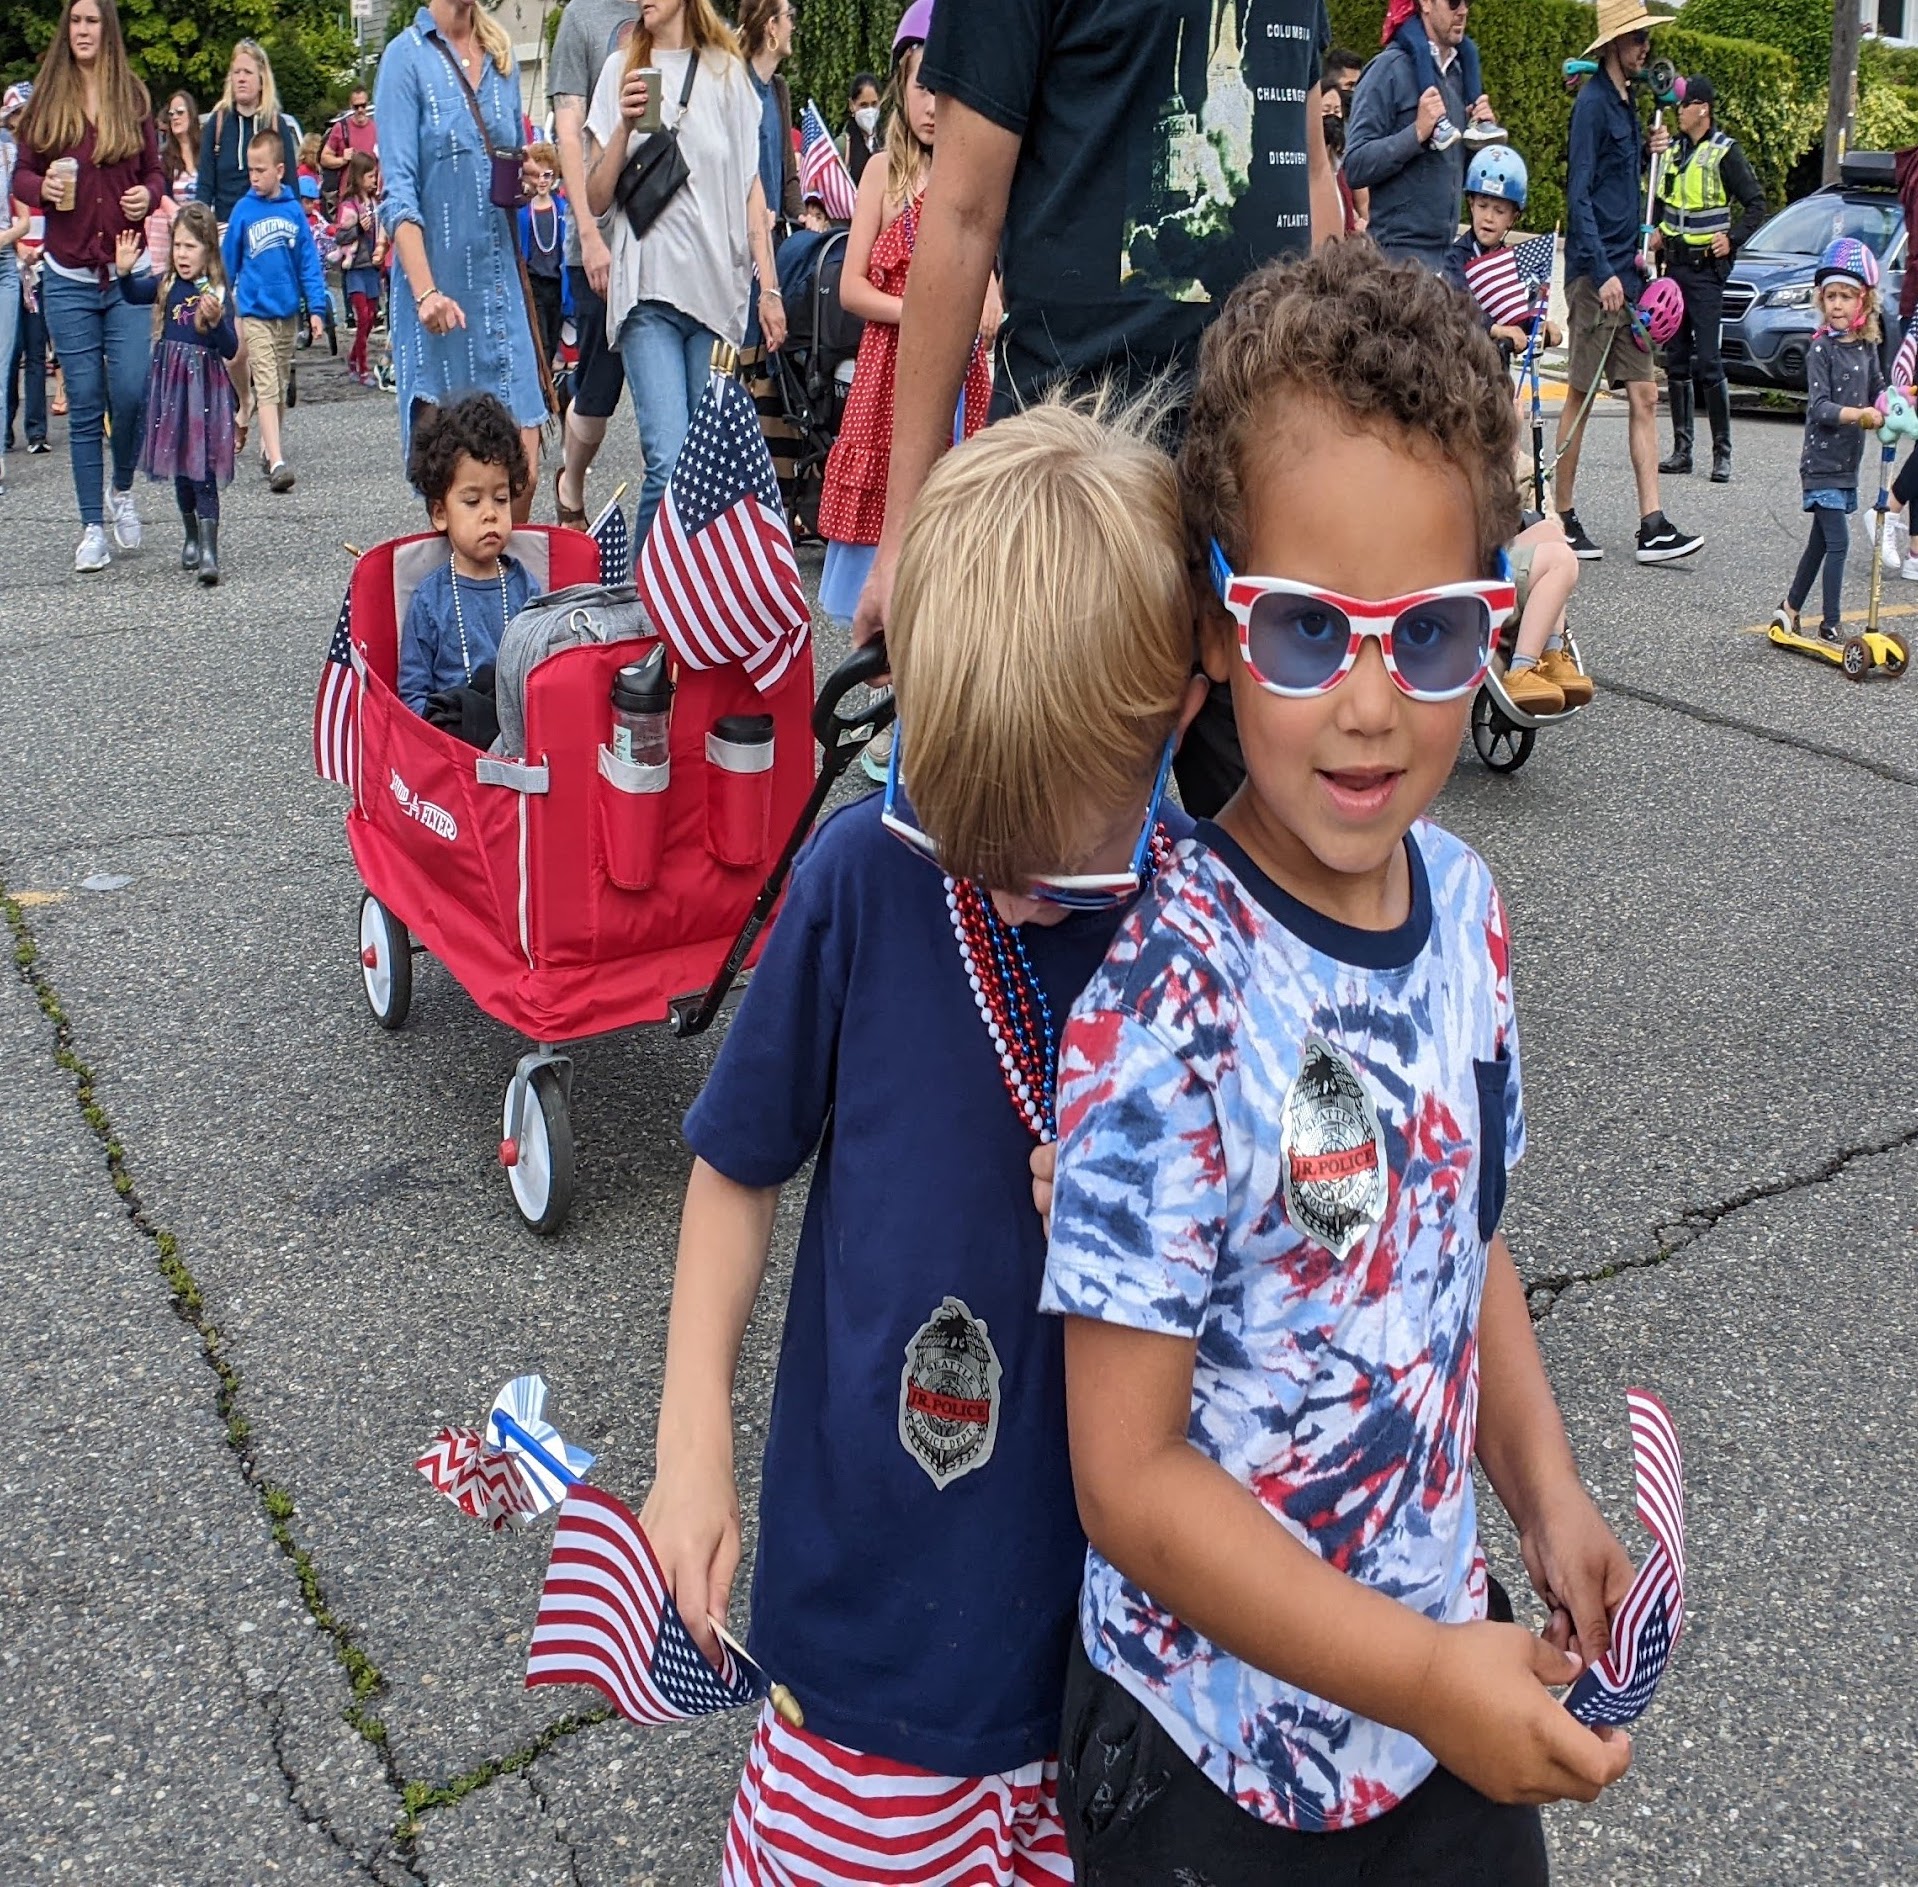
1536, 646, 1594, 709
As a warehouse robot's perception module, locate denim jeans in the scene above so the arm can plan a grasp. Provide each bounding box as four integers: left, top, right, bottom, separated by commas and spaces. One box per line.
6, 284, 49, 448
617, 299, 716, 544
0, 251, 19, 453
41, 267, 153, 527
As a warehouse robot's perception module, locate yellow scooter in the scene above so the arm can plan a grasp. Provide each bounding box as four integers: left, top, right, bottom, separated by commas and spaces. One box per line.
1769, 392, 1913, 681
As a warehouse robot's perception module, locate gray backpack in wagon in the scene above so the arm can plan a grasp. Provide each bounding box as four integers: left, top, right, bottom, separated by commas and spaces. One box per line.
491, 583, 654, 758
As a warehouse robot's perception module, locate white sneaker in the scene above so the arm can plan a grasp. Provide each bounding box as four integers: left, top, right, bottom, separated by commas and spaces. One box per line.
1901, 554, 1918, 582
74, 524, 112, 572
107, 485, 142, 552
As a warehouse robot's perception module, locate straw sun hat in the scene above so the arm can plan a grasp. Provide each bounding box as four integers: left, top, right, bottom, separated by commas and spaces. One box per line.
1584, 0, 1660, 57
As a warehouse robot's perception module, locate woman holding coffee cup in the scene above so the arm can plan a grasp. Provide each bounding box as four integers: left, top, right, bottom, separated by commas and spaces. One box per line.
14, 0, 164, 574
375, 0, 551, 518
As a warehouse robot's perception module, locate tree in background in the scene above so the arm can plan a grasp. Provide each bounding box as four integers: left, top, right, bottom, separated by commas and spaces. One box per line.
786, 0, 899, 140
0, 0, 354, 129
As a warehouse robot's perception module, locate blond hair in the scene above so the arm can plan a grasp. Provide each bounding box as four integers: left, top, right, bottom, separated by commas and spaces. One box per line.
216, 40, 282, 129
623, 0, 741, 77
891, 394, 1195, 889
473, 7, 515, 77
882, 42, 930, 213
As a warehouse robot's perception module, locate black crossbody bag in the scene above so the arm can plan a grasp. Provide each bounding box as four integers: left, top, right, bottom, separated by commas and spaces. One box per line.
613, 54, 699, 238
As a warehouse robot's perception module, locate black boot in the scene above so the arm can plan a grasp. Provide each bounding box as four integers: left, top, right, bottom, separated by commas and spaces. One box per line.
1659, 380, 1694, 475
179, 504, 199, 571
1706, 375, 1734, 482
196, 516, 220, 587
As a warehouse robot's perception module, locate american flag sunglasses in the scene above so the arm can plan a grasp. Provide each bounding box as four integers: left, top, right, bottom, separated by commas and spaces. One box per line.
881, 725, 1176, 910
1209, 539, 1513, 703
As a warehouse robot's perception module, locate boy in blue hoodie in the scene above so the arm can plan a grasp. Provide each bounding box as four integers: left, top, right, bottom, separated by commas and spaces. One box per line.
222, 130, 326, 493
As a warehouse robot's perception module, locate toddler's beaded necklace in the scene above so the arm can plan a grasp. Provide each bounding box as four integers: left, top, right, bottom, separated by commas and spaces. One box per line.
449, 556, 509, 684
945, 826, 1176, 1143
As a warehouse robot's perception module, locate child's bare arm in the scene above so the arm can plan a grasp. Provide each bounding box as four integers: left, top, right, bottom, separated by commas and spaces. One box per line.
1476, 1234, 1634, 1666
1064, 1314, 1632, 1806
640, 1157, 779, 1657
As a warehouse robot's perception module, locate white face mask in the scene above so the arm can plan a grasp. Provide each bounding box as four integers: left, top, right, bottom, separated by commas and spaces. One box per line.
854, 105, 880, 136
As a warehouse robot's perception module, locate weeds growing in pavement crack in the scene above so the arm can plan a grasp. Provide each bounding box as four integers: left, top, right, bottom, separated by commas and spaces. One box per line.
1, 888, 415, 1841
396, 1709, 611, 1842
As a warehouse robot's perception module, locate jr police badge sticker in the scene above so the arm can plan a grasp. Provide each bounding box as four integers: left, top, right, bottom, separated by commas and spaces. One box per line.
1281, 1035, 1388, 1259
898, 1297, 1002, 1490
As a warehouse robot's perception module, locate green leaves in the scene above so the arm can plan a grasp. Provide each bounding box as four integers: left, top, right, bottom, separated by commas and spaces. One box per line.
789, 0, 902, 140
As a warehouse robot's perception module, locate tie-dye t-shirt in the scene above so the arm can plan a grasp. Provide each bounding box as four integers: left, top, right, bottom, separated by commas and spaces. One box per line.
1040, 818, 1524, 1833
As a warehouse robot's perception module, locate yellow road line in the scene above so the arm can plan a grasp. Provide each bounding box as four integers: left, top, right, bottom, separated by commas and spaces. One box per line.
11, 890, 68, 908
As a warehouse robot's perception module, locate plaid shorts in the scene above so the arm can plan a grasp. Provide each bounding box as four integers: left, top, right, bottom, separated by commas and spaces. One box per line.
721, 1703, 1073, 1886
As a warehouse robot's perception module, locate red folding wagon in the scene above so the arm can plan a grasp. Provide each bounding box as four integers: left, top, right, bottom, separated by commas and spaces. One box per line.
325, 524, 884, 1232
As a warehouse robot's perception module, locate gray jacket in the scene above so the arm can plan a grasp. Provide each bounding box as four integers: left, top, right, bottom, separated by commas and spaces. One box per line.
1800, 333, 1885, 493
1343, 40, 1467, 270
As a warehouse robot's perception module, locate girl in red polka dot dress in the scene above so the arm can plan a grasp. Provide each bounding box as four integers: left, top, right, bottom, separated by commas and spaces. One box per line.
817, 0, 995, 663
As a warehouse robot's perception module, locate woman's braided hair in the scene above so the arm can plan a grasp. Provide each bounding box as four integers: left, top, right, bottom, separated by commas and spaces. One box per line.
1178, 237, 1522, 583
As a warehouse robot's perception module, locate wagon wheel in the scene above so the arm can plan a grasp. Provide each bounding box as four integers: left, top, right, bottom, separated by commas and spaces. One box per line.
1472, 688, 1536, 773
1842, 637, 1873, 682
501, 1065, 575, 1236
358, 893, 412, 1031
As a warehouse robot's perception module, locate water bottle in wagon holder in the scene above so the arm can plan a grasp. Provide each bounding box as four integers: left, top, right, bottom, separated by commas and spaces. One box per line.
705, 713, 776, 868
610, 647, 673, 767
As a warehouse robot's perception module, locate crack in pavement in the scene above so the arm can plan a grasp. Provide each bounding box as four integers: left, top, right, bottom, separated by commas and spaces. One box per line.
1591, 673, 1918, 790
1527, 1121, 1918, 1316
523, 1758, 588, 1887
263, 1689, 425, 1887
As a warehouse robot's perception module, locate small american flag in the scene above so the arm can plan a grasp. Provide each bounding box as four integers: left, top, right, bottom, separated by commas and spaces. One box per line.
1464, 232, 1557, 331
527, 1483, 767, 1723
1566, 1389, 1686, 1727
590, 493, 631, 587
798, 100, 858, 222
1894, 314, 1918, 395
313, 587, 358, 788
637, 371, 810, 692
414, 1425, 540, 1531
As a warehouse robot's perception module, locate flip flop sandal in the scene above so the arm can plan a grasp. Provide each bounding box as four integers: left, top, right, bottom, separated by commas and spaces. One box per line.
554, 465, 586, 529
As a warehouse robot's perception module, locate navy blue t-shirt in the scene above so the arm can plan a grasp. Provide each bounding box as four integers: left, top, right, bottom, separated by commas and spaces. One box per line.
684, 790, 1188, 1776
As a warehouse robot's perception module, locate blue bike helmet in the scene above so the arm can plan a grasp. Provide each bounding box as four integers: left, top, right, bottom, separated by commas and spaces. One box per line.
1815, 236, 1880, 291
1465, 145, 1529, 212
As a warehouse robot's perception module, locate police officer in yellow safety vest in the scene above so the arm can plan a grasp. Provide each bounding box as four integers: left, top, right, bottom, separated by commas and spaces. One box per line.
1651, 75, 1767, 481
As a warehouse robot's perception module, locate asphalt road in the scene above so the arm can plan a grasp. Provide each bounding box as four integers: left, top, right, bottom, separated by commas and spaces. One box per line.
1, 350, 1913, 1886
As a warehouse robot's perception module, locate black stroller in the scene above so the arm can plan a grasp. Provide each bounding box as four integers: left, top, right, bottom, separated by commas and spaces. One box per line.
754, 227, 865, 538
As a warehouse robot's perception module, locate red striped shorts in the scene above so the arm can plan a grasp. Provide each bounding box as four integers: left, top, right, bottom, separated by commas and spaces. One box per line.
720, 1703, 1074, 1886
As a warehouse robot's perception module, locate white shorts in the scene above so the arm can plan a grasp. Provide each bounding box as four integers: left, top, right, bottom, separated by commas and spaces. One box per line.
720, 1702, 1073, 1886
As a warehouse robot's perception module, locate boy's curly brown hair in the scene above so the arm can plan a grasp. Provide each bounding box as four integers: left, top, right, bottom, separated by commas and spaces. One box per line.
406, 393, 531, 508
1178, 239, 1520, 582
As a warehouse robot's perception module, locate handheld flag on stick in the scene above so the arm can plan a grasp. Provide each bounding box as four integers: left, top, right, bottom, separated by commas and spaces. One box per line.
1565, 1390, 1686, 1727
527, 1483, 769, 1723
313, 586, 359, 789
636, 371, 811, 693
798, 100, 858, 222
1465, 232, 1556, 331
589, 487, 632, 588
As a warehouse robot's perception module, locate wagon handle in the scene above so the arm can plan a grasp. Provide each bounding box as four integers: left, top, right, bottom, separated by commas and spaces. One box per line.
672, 645, 896, 1038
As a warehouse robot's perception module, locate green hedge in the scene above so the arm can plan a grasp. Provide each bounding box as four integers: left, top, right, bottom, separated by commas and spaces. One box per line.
787, 0, 902, 140
1329, 0, 1805, 235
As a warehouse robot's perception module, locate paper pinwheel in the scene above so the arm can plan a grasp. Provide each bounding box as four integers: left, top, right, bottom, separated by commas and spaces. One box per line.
414, 1374, 595, 1529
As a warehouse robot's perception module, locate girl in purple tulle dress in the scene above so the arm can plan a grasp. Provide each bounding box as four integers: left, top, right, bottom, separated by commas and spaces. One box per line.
115, 201, 238, 586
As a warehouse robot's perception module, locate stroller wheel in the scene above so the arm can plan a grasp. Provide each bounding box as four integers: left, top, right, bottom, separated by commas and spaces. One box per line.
502, 1064, 575, 1235
358, 893, 412, 1030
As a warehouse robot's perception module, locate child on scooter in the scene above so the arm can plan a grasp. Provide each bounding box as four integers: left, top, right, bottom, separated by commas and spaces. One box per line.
1775, 239, 1886, 643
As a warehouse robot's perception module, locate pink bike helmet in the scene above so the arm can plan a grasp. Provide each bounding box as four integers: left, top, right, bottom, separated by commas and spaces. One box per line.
1638, 276, 1685, 347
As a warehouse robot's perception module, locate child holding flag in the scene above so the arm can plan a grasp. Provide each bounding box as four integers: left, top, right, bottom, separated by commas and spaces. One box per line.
642, 395, 1205, 1885
1043, 242, 1634, 1881
815, 0, 996, 683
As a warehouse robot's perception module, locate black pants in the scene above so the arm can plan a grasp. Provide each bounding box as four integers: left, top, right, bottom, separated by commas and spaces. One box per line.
175, 473, 219, 522
529, 270, 564, 376
1788, 504, 1850, 628
565, 265, 625, 421
1662, 256, 1726, 386
1058, 1610, 1548, 1885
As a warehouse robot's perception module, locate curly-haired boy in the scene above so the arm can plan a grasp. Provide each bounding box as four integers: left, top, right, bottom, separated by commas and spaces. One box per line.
1042, 241, 1634, 1883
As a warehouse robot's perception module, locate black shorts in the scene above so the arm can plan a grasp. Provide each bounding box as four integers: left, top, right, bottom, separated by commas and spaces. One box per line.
1058, 1611, 1548, 1886
565, 265, 625, 420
